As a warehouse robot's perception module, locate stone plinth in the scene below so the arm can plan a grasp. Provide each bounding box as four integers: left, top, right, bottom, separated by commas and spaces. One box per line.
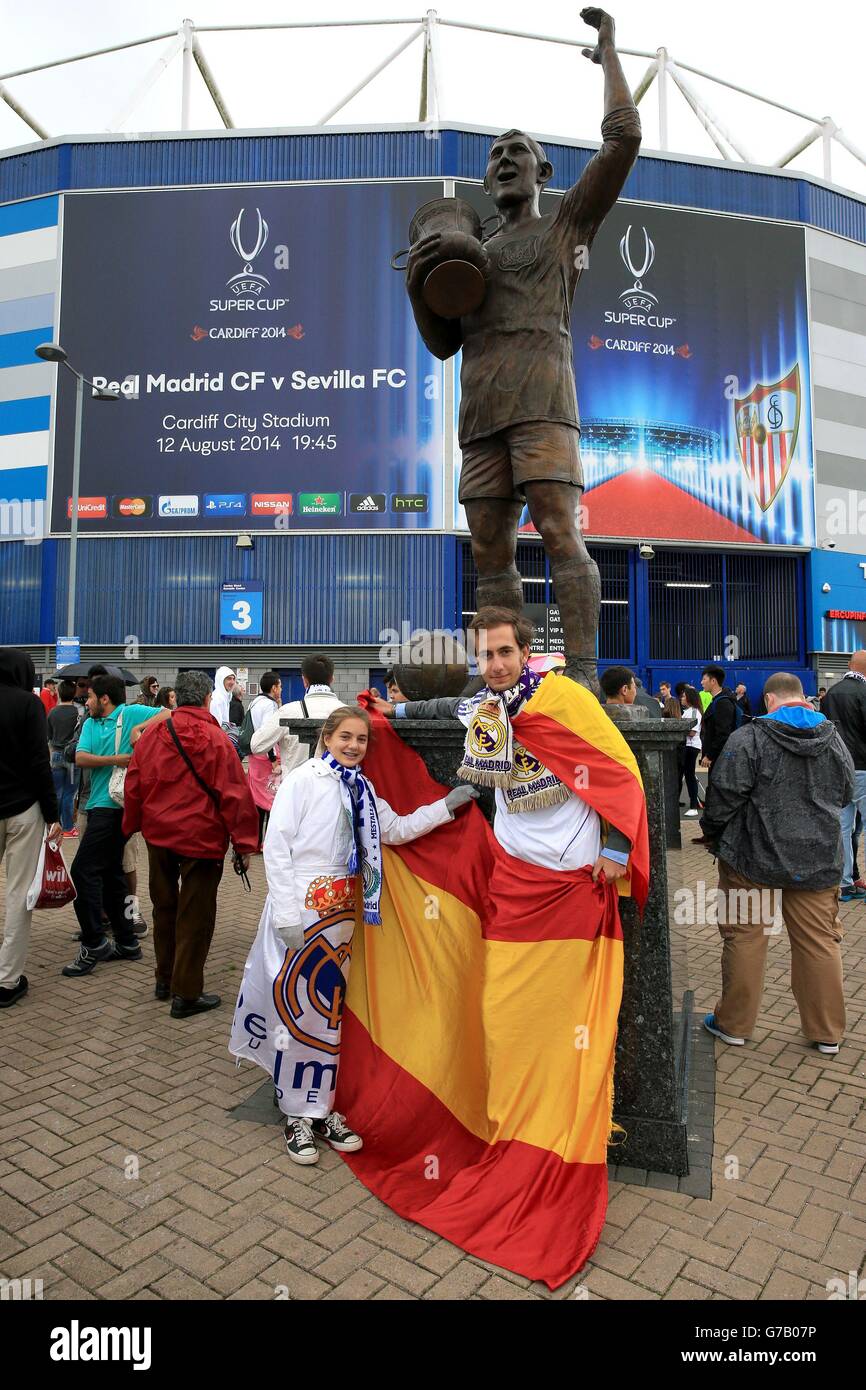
287, 709, 694, 1176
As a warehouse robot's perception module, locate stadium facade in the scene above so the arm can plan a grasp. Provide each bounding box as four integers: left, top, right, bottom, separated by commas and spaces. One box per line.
1, 122, 865, 701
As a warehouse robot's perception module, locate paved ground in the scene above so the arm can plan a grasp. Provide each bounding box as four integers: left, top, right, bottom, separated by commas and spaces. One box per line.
1, 826, 864, 1301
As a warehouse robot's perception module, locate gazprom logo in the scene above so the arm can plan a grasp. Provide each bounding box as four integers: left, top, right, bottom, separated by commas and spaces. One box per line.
158, 495, 198, 518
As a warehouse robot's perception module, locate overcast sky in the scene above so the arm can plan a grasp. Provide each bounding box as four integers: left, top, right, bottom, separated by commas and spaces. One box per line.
1, 0, 865, 195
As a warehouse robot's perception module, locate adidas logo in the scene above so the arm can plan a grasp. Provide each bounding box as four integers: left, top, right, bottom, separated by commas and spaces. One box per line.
350, 493, 385, 512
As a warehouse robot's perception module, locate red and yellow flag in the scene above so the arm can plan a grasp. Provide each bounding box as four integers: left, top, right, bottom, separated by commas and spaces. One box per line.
338, 676, 647, 1288
514, 671, 649, 906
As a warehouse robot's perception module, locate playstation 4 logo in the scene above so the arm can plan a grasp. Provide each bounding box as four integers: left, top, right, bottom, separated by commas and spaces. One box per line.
204, 493, 247, 515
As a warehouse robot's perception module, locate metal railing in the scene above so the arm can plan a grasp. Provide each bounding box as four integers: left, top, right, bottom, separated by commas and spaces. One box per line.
1, 13, 864, 187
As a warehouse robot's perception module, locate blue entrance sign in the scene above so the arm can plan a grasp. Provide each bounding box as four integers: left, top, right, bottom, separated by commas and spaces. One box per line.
220, 581, 264, 640
55, 636, 81, 668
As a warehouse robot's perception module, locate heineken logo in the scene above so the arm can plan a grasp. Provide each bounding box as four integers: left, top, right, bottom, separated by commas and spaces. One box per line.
298, 492, 341, 515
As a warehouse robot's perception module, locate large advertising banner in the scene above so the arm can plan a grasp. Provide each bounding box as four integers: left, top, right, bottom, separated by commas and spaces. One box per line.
454, 185, 815, 546
51, 182, 445, 533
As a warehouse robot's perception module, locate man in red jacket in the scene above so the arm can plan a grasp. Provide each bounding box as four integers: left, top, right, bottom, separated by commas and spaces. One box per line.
123, 669, 259, 1018
39, 677, 58, 714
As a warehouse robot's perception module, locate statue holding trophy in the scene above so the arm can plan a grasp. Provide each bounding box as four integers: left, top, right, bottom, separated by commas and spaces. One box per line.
400, 8, 641, 690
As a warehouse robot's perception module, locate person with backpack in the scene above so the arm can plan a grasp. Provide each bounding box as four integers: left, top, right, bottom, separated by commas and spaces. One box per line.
699, 664, 742, 772
62, 674, 161, 978
692, 665, 742, 843
242, 670, 283, 847
47, 678, 82, 837
249, 653, 342, 775
122, 669, 259, 1017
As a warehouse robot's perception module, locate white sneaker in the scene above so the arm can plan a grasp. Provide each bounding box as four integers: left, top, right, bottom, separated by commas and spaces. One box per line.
684, 809, 699, 818
703, 1013, 745, 1046
284, 1117, 319, 1165
815, 1042, 840, 1055
312, 1111, 363, 1152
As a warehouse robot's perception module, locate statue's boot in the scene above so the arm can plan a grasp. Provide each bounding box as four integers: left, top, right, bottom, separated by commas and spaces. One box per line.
551, 555, 602, 697
475, 564, 524, 616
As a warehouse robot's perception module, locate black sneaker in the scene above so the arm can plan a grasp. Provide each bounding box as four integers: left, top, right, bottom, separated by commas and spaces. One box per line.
132, 918, 149, 938
311, 1112, 363, 1153
0, 975, 28, 1008
170, 992, 221, 1018
61, 941, 113, 977
284, 1117, 319, 1165
106, 942, 143, 963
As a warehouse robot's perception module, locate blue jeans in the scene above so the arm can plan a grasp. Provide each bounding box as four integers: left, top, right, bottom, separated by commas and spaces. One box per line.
51, 766, 79, 832
840, 768, 866, 889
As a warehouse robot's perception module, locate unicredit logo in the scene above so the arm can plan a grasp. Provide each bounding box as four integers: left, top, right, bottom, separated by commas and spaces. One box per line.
67, 497, 106, 518
158, 495, 199, 517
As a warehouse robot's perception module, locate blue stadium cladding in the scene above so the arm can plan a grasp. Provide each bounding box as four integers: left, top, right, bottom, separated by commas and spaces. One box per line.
2, 124, 865, 682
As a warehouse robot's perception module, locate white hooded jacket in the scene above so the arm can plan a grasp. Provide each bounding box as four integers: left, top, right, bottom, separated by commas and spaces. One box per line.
210, 665, 235, 728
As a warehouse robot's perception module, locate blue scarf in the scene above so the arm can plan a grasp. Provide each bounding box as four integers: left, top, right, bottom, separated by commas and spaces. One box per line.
321, 752, 382, 925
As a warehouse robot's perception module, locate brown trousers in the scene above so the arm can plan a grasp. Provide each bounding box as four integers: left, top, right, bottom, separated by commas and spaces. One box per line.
715, 860, 845, 1043
147, 844, 224, 1001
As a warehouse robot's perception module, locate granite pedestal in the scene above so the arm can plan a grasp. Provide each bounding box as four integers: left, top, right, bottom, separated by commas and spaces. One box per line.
287, 710, 696, 1176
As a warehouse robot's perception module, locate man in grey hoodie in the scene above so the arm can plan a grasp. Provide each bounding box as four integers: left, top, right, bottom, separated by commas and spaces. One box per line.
699, 671, 854, 1055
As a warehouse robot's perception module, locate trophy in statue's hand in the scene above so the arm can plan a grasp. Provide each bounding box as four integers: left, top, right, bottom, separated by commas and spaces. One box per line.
393, 200, 491, 320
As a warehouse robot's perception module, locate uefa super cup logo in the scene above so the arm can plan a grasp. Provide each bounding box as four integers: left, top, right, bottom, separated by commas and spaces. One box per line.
227, 207, 270, 295
619, 224, 658, 309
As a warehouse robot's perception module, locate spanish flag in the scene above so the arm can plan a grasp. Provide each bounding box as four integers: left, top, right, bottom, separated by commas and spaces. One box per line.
340, 675, 648, 1288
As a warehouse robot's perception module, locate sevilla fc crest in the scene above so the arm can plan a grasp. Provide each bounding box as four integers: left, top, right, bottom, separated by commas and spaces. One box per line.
734, 364, 801, 511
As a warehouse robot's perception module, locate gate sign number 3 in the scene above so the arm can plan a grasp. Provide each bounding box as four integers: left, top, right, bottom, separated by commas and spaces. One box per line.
220, 581, 264, 640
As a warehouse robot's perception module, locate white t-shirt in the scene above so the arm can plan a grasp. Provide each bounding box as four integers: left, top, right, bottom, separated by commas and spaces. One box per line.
249, 693, 277, 733
682, 706, 702, 750
493, 788, 601, 872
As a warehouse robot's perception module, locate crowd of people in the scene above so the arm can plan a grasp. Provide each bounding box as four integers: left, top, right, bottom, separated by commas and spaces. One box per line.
0, 636, 861, 1164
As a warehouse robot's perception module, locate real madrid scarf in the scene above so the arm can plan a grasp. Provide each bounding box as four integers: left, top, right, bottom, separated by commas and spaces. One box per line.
321, 752, 383, 924
455, 668, 570, 813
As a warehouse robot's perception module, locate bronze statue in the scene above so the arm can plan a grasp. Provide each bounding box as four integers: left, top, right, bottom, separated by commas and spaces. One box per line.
405, 8, 641, 690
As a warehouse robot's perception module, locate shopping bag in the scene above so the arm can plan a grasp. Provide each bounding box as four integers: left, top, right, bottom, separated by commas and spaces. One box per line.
26, 831, 77, 910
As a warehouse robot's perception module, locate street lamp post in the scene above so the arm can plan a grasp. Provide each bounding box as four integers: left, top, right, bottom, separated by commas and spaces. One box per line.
35, 342, 119, 640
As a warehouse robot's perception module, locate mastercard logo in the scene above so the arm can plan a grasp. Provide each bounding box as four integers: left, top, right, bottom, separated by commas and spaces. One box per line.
111, 495, 153, 519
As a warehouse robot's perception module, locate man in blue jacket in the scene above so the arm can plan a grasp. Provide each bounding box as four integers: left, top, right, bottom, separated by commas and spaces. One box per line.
699, 671, 854, 1055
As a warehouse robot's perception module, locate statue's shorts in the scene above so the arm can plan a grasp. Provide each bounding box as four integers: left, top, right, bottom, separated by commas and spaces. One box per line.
458, 422, 583, 503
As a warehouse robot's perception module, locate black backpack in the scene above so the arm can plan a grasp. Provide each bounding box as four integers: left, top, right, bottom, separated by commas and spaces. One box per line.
237, 696, 307, 758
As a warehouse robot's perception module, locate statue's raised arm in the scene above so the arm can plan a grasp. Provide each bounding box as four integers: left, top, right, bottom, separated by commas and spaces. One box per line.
559, 8, 642, 241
